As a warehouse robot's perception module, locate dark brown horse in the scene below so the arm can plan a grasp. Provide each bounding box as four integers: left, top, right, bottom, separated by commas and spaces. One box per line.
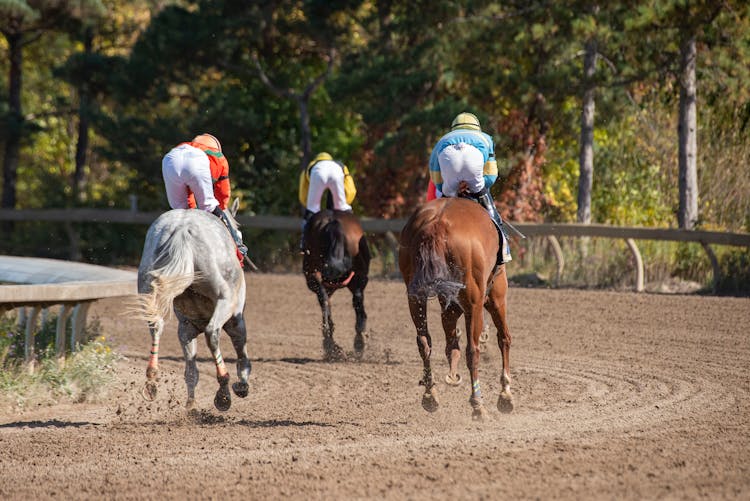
398, 197, 513, 420
303, 209, 370, 360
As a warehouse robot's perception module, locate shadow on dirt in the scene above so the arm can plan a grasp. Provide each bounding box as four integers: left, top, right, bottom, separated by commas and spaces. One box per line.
0, 419, 100, 429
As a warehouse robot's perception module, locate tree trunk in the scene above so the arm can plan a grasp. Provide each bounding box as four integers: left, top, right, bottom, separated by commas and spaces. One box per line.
678, 33, 698, 229
2, 32, 23, 209
298, 97, 312, 172
577, 38, 597, 224
73, 27, 94, 205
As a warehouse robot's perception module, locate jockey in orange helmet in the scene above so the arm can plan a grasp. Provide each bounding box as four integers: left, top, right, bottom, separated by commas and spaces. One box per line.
428, 112, 511, 264
162, 133, 248, 262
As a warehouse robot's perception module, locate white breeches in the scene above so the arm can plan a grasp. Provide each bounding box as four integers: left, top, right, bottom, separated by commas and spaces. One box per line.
306, 160, 352, 212
162, 144, 218, 211
437, 143, 485, 197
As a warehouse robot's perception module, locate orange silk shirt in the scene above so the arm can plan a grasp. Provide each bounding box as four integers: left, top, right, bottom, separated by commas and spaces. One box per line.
181, 141, 230, 210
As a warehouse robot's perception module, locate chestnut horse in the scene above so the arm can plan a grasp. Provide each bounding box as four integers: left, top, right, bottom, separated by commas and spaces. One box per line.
398, 197, 513, 420
303, 209, 370, 360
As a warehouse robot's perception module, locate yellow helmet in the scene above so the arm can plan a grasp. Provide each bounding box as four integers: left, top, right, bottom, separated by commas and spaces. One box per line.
307, 152, 333, 169
451, 112, 481, 131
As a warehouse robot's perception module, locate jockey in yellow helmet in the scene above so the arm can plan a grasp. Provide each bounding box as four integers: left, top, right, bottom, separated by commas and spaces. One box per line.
428, 112, 511, 265
298, 152, 357, 251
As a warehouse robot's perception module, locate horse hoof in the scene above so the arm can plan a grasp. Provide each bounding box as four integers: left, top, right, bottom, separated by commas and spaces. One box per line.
472, 406, 488, 422
444, 373, 462, 386
353, 333, 365, 355
421, 390, 439, 413
232, 381, 249, 398
214, 389, 231, 412
323, 340, 346, 362
185, 398, 195, 410
142, 381, 157, 401
497, 393, 514, 413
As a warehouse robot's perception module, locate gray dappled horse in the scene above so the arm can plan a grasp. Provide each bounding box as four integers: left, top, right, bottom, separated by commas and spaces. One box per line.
137, 199, 250, 411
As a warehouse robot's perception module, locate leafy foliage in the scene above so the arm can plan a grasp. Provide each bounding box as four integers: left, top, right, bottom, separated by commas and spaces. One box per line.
0, 0, 747, 286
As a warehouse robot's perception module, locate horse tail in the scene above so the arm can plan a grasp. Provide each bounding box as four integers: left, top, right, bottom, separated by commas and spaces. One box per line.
137, 228, 201, 326
407, 215, 464, 304
323, 219, 352, 282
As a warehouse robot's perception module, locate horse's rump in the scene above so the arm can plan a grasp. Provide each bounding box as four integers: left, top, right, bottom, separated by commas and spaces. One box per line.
402, 202, 464, 304
137, 211, 221, 325
305, 210, 365, 284
322, 218, 351, 281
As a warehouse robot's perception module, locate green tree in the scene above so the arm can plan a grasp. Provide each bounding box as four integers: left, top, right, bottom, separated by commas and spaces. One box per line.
626, 1, 750, 230
0, 0, 103, 209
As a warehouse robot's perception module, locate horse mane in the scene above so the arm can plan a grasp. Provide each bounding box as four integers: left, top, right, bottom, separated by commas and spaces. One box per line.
407, 204, 464, 304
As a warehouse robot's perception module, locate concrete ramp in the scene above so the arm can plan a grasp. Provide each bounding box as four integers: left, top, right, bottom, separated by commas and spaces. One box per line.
0, 255, 138, 365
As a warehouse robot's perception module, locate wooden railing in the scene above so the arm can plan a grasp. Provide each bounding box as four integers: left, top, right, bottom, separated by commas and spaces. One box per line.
2, 208, 749, 292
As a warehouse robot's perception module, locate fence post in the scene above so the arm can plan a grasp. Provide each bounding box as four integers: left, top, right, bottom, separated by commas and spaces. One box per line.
700, 242, 720, 293
24, 306, 41, 372
625, 239, 645, 292
546, 236, 564, 285
55, 304, 74, 361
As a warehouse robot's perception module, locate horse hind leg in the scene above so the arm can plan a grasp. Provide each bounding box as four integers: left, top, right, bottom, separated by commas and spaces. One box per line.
178, 320, 200, 409
440, 299, 463, 386
409, 295, 438, 412
224, 314, 251, 398
308, 277, 344, 361
465, 301, 489, 421
204, 298, 235, 411
486, 269, 514, 413
351, 283, 367, 358
143, 318, 164, 401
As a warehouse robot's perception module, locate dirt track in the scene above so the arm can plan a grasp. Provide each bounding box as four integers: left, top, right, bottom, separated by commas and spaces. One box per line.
1, 272, 749, 499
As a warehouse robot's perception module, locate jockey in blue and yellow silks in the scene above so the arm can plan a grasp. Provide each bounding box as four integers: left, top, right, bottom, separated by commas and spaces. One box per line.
428, 112, 511, 264
298, 152, 357, 251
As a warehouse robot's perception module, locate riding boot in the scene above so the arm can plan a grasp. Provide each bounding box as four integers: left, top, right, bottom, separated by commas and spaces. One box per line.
212, 206, 248, 257
476, 187, 512, 265
299, 209, 315, 252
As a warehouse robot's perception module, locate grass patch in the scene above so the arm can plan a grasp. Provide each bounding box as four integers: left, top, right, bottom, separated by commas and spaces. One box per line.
0, 312, 120, 409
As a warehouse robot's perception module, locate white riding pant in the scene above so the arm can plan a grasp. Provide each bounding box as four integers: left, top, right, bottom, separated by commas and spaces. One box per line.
162, 144, 218, 211
306, 159, 352, 212
437, 143, 485, 197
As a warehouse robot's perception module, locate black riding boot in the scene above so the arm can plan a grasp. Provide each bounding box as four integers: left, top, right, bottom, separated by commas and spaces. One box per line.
212, 206, 248, 257
476, 187, 511, 265
299, 209, 315, 252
